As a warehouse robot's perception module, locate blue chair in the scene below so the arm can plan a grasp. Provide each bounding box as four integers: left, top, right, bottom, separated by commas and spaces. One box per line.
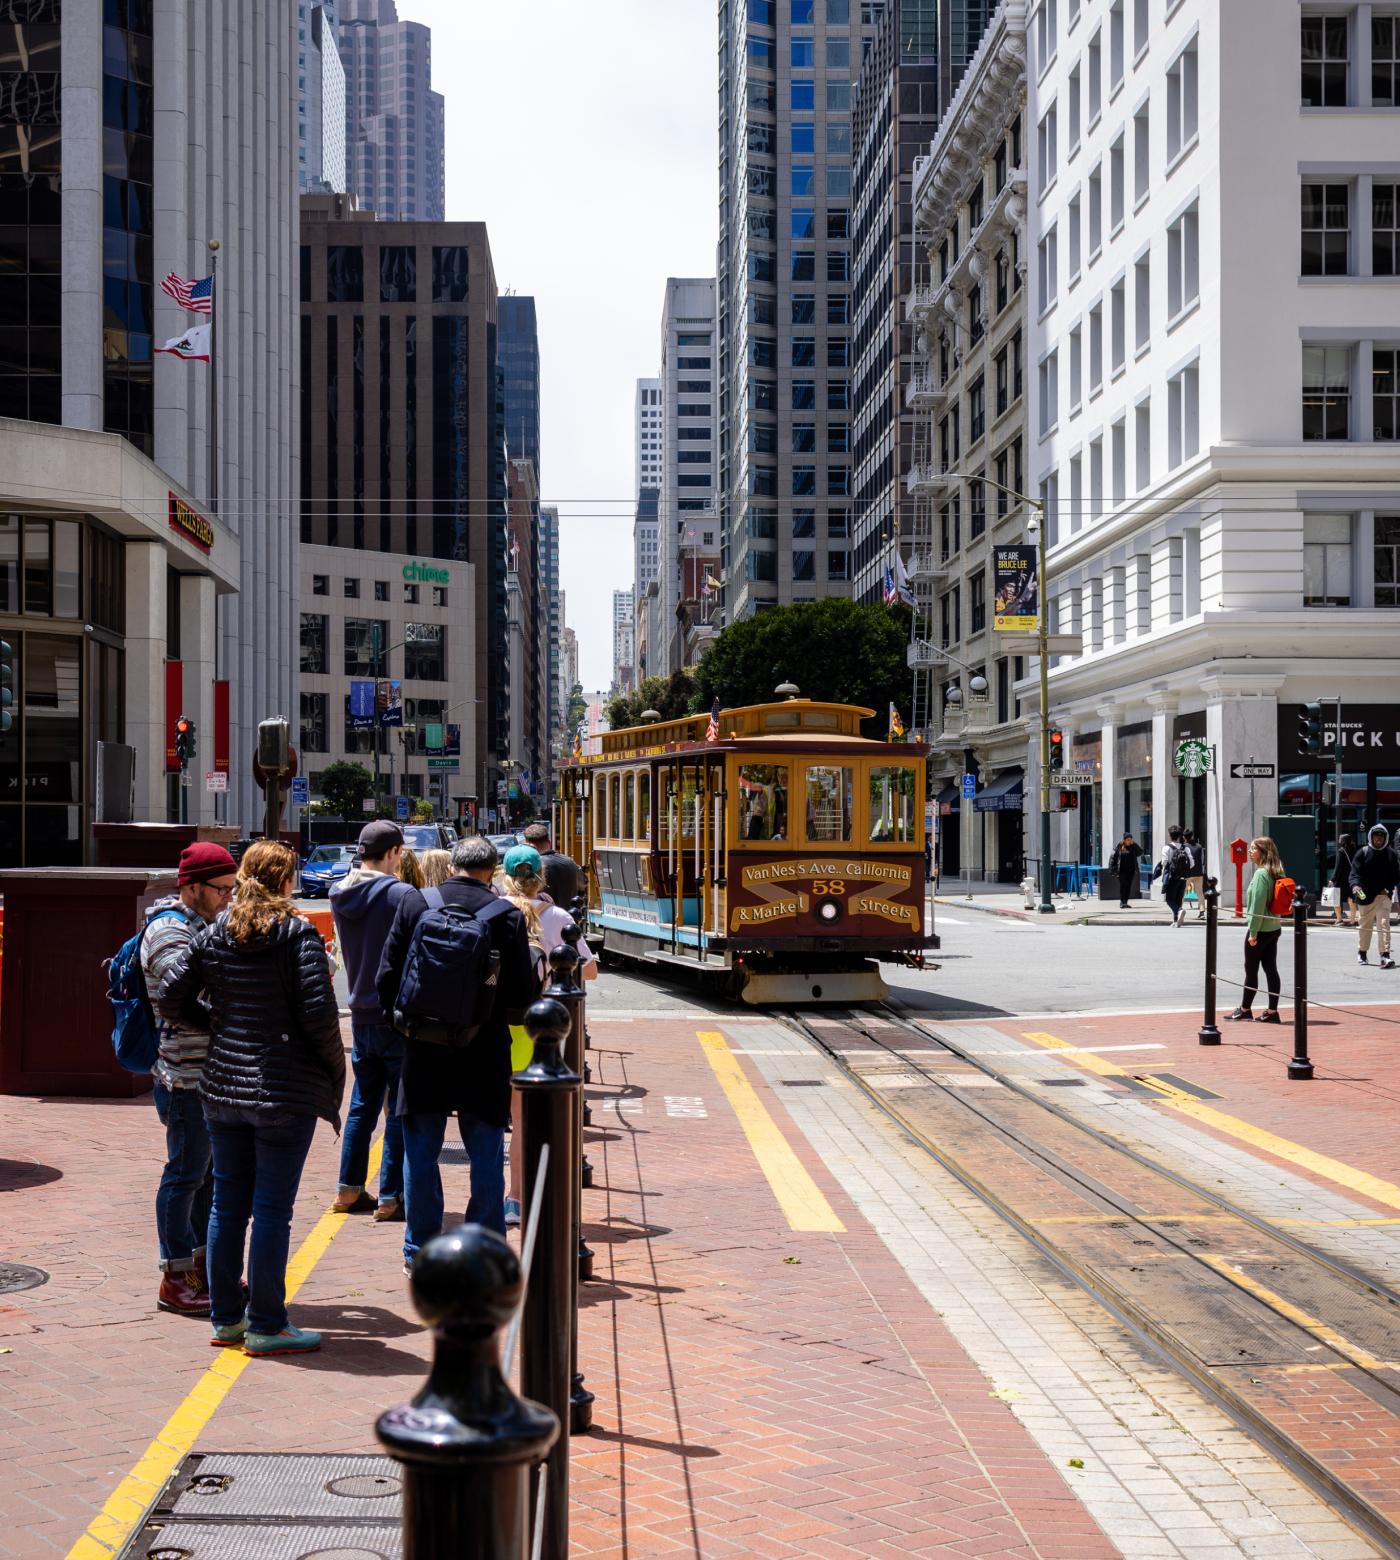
1054, 863, 1078, 895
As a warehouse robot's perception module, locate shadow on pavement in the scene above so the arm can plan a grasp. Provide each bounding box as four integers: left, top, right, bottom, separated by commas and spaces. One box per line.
0, 1159, 64, 1192
584, 1426, 722, 1458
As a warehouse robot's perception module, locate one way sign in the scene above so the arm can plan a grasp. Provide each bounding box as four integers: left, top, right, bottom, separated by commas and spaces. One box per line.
1229, 762, 1276, 780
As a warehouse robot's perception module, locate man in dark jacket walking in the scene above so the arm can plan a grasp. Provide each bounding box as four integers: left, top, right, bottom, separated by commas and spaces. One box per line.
522, 821, 581, 911
1109, 833, 1143, 909
330, 820, 414, 1219
1350, 824, 1398, 968
377, 835, 536, 1267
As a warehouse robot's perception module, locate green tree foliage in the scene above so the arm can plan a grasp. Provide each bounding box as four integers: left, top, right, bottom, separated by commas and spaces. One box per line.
318, 760, 375, 821
564, 683, 588, 733
605, 669, 698, 733
691, 599, 913, 734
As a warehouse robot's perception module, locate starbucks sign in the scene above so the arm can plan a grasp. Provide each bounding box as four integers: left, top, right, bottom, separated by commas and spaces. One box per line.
1174, 738, 1212, 778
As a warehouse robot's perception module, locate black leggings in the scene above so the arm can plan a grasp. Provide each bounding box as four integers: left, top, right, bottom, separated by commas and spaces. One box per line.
1242, 929, 1281, 1012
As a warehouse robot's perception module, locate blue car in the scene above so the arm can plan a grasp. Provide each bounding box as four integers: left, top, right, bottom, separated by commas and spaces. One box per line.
299, 844, 357, 898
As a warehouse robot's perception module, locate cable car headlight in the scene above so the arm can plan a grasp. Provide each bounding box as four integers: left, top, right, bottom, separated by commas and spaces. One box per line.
817, 899, 842, 923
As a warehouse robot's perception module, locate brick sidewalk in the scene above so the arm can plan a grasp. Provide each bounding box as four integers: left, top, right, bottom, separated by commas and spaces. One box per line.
0, 1013, 1121, 1560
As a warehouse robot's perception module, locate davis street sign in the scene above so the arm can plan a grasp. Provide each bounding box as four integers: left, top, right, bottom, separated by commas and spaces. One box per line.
1229, 762, 1276, 780
1174, 738, 1213, 777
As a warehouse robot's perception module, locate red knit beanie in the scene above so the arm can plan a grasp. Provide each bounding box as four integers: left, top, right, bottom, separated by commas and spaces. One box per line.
178, 842, 238, 886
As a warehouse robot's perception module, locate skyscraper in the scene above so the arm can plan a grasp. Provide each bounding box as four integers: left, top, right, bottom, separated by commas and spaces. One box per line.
298, 1, 348, 193
539, 504, 562, 789
718, 0, 887, 624
611, 590, 635, 695
498, 295, 541, 474
635, 377, 662, 491
338, 0, 445, 222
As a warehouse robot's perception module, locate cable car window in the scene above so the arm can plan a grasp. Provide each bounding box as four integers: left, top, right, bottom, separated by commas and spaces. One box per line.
594, 775, 606, 839
869, 765, 917, 842
638, 771, 651, 839
739, 764, 788, 841
805, 765, 852, 841
609, 773, 621, 838
800, 712, 839, 729
680, 774, 701, 837
623, 772, 636, 839
764, 711, 800, 728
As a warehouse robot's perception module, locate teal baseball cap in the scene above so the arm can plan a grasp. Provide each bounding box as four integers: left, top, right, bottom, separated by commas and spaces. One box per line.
502, 844, 543, 879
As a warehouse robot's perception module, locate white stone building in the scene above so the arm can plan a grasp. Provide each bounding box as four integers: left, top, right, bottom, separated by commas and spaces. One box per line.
1026, 0, 1400, 902
908, 1, 1032, 884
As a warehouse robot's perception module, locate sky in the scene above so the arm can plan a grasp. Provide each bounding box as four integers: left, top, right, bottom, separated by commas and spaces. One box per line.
409, 0, 720, 691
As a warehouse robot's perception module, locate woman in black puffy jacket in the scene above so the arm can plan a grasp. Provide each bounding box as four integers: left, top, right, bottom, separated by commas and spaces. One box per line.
161, 841, 345, 1357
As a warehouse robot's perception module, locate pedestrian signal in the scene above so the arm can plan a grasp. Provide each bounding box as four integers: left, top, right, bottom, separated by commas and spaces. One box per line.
174, 716, 196, 765
1298, 702, 1322, 754
1048, 728, 1065, 771
0, 639, 12, 735
1056, 788, 1079, 810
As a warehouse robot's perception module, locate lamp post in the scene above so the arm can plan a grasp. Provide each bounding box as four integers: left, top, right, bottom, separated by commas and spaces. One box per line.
947, 472, 1055, 915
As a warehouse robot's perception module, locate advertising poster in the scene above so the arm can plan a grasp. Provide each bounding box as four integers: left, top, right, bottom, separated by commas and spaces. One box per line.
376, 678, 403, 728
349, 680, 376, 729
993, 546, 1038, 630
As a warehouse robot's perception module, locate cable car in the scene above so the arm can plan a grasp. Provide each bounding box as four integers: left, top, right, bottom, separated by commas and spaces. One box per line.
554, 696, 934, 1003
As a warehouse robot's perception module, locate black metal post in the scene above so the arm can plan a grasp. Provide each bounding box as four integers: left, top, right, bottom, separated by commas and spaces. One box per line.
1289, 898, 1313, 1081
515, 998, 580, 1560
376, 1224, 557, 1560
1199, 876, 1220, 1045
561, 921, 595, 1190
544, 939, 595, 1435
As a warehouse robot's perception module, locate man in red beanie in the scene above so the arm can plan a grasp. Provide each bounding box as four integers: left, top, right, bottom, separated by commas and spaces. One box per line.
140, 841, 238, 1316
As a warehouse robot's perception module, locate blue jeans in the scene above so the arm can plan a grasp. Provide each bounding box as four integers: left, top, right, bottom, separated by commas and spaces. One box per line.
401, 1112, 506, 1264
337, 1019, 405, 1204
205, 1109, 318, 1335
153, 1083, 213, 1273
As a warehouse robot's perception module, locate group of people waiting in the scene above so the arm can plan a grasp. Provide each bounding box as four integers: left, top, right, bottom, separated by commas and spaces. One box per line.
144, 820, 592, 1358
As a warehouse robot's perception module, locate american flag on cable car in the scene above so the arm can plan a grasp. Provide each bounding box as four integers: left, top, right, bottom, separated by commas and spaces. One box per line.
160, 272, 214, 314
705, 699, 720, 743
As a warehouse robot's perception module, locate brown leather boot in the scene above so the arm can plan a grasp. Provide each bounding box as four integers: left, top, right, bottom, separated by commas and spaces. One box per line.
158, 1269, 212, 1316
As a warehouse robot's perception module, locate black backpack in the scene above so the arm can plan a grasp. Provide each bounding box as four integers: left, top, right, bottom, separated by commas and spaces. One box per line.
393, 889, 515, 1048
1165, 843, 1190, 882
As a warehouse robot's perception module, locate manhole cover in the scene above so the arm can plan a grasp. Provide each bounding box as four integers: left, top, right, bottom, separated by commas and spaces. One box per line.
779, 1079, 826, 1088
0, 1262, 49, 1294
325, 1475, 398, 1500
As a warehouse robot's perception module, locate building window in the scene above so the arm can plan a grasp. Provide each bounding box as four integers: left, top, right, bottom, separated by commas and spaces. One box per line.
793, 465, 816, 495
1088, 162, 1103, 254
995, 344, 1011, 415
344, 576, 360, 598
1301, 181, 1350, 276
1375, 348, 1399, 439
404, 624, 445, 681
1069, 64, 1082, 149
969, 375, 986, 443
1133, 100, 1149, 204
996, 247, 1011, 312
1111, 278, 1126, 371
1068, 193, 1082, 278
1303, 343, 1352, 439
1373, 183, 1398, 275
1304, 513, 1353, 605
431, 246, 468, 301
1037, 102, 1058, 193
1039, 351, 1059, 435
379, 245, 416, 302
1110, 0, 1125, 87
793, 550, 816, 582
326, 245, 363, 302
1069, 325, 1082, 410
970, 570, 986, 634
1377, 15, 1400, 104
1166, 40, 1198, 162
300, 613, 328, 674
1167, 203, 1199, 316
970, 477, 987, 538
344, 618, 388, 676
312, 574, 328, 596
1135, 397, 1151, 490
1089, 302, 1103, 394
1089, 28, 1103, 121
300, 692, 328, 754
1377, 515, 1400, 604
1134, 253, 1150, 353
1038, 225, 1058, 314
1301, 12, 1349, 107
1167, 360, 1200, 467
1110, 134, 1125, 229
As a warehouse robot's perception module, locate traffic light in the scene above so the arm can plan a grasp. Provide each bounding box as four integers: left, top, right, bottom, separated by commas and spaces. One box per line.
1049, 728, 1065, 771
1056, 788, 1079, 811
174, 716, 196, 766
1298, 702, 1323, 754
0, 639, 11, 735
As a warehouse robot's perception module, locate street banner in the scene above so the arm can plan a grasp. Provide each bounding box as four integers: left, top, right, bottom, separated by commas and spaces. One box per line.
445, 723, 461, 757
349, 680, 376, 728
376, 678, 403, 728
424, 722, 445, 751
993, 546, 1038, 631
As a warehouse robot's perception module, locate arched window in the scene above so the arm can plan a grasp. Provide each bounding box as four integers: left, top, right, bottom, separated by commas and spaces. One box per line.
623, 772, 636, 839
609, 772, 621, 838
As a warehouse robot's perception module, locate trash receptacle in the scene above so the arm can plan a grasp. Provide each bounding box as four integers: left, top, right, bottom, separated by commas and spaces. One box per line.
0, 868, 177, 1098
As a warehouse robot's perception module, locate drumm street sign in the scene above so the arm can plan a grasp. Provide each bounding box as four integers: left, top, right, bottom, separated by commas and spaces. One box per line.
1174, 738, 1213, 777
1229, 762, 1276, 780
1059, 772, 1094, 786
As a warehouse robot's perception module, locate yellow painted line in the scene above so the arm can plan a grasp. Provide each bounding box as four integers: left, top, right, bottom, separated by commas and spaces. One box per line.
65, 1140, 383, 1560
1022, 1030, 1128, 1079
1198, 1253, 1399, 1373
697, 1031, 844, 1233
1022, 1030, 1400, 1214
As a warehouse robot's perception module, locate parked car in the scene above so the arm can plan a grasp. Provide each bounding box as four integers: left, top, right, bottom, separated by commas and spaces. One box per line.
401, 822, 460, 852
487, 832, 523, 854
299, 844, 357, 897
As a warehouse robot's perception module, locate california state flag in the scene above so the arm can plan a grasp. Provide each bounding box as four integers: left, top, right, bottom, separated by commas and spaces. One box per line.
155, 324, 211, 361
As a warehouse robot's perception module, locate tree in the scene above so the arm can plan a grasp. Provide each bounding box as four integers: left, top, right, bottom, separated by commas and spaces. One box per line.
606, 669, 698, 732
564, 682, 588, 734
319, 760, 375, 821
691, 599, 914, 735
411, 797, 434, 823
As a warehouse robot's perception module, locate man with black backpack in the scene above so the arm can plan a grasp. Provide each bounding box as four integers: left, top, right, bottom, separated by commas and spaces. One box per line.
1151, 824, 1190, 927
376, 835, 536, 1269
140, 842, 238, 1316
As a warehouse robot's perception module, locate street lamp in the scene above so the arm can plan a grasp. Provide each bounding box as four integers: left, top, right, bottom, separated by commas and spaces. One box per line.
946, 471, 1056, 915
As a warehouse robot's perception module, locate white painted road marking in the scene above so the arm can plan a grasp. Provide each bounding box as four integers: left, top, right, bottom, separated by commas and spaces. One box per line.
665, 1096, 709, 1118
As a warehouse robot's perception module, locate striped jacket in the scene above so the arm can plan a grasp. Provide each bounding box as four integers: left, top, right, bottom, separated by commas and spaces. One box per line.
140, 896, 210, 1089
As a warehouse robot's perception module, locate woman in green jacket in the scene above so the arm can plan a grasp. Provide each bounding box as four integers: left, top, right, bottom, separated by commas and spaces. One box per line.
1224, 837, 1284, 1023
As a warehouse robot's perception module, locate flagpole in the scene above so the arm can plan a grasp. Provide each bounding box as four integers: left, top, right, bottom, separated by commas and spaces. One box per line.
207, 238, 219, 515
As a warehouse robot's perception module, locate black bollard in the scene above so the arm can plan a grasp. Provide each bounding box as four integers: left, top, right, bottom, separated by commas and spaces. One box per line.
376, 1224, 558, 1560
544, 940, 596, 1434
1289, 897, 1313, 1080
514, 998, 580, 1560
557, 926, 598, 1249
1199, 876, 1221, 1045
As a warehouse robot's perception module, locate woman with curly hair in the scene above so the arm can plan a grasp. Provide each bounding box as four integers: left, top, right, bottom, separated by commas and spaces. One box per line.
160, 841, 345, 1356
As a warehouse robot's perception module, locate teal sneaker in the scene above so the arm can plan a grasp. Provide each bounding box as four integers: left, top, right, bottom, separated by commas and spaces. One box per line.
210, 1316, 248, 1348
243, 1324, 322, 1357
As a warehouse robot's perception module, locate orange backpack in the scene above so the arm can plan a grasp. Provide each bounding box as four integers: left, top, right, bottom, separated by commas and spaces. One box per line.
1269, 875, 1297, 917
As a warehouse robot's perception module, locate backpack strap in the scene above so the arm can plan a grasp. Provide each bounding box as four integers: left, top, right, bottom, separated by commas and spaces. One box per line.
422, 887, 445, 911
473, 897, 516, 927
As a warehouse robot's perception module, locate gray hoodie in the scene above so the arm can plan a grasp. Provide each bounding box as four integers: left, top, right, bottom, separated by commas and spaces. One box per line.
330, 867, 415, 1017
1350, 825, 1399, 900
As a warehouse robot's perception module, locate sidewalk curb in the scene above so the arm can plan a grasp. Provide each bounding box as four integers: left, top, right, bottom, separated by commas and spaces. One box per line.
934, 894, 1034, 922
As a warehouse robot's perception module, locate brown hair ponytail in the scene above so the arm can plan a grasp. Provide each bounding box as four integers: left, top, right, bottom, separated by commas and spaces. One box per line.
227, 840, 298, 943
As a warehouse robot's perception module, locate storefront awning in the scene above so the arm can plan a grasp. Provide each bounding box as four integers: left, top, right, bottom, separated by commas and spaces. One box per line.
934, 781, 960, 815
974, 768, 1025, 813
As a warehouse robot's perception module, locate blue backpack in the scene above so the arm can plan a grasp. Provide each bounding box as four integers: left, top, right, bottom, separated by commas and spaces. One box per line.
105, 908, 186, 1073
393, 889, 513, 1048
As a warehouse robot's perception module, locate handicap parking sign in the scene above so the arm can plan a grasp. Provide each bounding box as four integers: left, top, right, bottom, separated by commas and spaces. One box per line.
961, 773, 977, 798
291, 776, 309, 805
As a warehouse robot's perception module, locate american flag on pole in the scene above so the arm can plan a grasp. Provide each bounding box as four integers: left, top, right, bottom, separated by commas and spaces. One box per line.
160, 272, 214, 314
705, 699, 720, 743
